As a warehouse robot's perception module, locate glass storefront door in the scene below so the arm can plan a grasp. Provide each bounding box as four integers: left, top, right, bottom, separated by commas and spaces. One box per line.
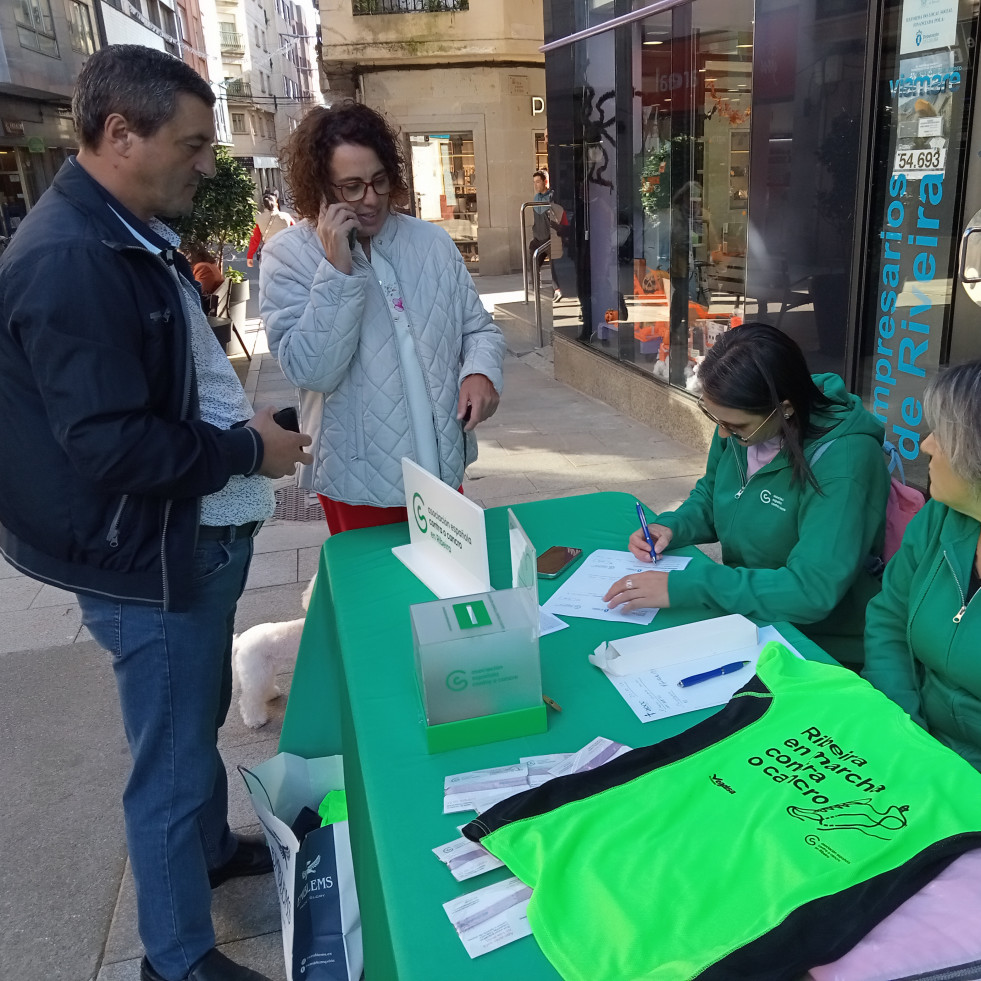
407, 132, 479, 267
547, 0, 876, 394
857, 0, 981, 486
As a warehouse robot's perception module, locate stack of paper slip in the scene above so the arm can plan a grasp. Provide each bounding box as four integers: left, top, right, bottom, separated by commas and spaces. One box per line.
432, 836, 506, 882
443, 764, 532, 815
443, 876, 533, 958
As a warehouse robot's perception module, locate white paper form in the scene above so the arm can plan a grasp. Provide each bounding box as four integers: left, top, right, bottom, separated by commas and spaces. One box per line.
541, 549, 691, 625
443, 876, 533, 958
596, 624, 801, 724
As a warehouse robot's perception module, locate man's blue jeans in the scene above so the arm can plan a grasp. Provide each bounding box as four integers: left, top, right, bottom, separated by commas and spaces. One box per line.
78, 533, 253, 980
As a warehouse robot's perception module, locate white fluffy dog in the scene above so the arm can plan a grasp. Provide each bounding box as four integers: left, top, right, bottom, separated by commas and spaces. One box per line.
233, 575, 316, 729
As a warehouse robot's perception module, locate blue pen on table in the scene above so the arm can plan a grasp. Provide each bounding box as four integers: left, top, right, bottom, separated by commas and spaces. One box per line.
635, 501, 658, 565
677, 661, 751, 688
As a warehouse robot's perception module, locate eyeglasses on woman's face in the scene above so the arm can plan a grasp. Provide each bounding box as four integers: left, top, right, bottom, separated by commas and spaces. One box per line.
697, 398, 779, 444
330, 174, 392, 203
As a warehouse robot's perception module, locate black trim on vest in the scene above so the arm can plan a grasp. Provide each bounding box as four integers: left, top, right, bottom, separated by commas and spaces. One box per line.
703, 837, 980, 980
464, 674, 772, 842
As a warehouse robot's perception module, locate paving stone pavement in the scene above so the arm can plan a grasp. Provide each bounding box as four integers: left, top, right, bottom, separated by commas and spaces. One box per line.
0, 273, 711, 981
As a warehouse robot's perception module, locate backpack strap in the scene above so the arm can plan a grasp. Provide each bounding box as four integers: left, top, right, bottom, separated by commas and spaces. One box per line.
883, 439, 906, 484
807, 437, 837, 467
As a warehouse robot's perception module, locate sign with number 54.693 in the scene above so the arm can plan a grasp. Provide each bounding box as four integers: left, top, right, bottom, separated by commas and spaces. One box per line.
893, 146, 947, 178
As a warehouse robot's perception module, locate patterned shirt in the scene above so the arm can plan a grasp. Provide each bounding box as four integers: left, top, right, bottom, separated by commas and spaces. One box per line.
111, 207, 275, 526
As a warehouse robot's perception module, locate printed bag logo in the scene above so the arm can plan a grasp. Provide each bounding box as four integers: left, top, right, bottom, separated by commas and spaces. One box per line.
788, 798, 910, 841
301, 855, 321, 880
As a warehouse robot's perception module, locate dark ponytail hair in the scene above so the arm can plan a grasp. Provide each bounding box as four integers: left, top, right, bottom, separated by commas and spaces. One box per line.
697, 322, 833, 488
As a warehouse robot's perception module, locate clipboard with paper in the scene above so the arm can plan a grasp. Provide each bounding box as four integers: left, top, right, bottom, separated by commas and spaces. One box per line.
589, 614, 802, 723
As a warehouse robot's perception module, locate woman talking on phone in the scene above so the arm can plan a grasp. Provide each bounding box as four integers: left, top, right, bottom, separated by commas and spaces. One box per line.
604, 323, 890, 666
259, 103, 505, 533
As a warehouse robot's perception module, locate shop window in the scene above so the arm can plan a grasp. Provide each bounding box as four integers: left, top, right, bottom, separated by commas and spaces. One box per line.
546, 0, 873, 391
534, 131, 549, 173
16, 0, 60, 58
65, 0, 96, 54
407, 132, 479, 267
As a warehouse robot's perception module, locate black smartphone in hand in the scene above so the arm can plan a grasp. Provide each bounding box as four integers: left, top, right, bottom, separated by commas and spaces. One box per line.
348, 228, 357, 249
272, 406, 299, 432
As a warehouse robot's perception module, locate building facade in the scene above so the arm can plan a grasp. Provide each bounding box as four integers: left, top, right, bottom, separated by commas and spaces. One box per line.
220, 0, 321, 201
0, 0, 101, 235
543, 0, 981, 486
319, 0, 546, 275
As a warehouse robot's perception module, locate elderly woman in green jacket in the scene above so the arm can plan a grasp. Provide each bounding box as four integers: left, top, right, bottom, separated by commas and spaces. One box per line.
863, 360, 981, 771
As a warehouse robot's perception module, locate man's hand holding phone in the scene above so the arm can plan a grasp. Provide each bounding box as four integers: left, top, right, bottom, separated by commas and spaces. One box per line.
247, 406, 312, 478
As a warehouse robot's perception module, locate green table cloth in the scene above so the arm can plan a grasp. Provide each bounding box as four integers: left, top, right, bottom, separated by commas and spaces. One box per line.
279, 492, 833, 980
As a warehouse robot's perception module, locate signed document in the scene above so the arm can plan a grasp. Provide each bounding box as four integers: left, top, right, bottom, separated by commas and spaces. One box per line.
541, 548, 691, 625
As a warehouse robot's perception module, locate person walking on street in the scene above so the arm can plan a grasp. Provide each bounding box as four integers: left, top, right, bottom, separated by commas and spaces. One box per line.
0, 45, 312, 981
528, 169, 553, 287
246, 188, 294, 267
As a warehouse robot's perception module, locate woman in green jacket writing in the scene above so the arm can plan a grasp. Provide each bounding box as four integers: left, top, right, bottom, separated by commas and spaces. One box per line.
863, 361, 981, 770
604, 323, 889, 665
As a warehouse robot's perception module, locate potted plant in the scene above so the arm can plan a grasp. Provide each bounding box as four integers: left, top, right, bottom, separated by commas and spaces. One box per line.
172, 145, 256, 283
172, 148, 257, 351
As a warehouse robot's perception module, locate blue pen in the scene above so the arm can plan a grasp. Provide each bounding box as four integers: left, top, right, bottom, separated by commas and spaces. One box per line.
677, 660, 750, 688
635, 501, 658, 565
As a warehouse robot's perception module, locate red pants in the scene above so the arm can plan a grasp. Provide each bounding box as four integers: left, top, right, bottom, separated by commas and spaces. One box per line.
316, 494, 407, 534
316, 486, 465, 535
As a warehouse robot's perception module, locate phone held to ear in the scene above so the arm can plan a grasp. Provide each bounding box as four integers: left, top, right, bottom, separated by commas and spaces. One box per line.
348, 228, 357, 250
272, 406, 299, 432
537, 546, 583, 579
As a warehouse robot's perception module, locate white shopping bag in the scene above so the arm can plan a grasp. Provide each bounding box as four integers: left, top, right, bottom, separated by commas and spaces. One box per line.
240, 753, 363, 981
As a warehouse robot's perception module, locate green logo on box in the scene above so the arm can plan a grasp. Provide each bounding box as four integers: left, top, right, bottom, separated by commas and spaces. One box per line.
446, 670, 468, 691
452, 600, 491, 630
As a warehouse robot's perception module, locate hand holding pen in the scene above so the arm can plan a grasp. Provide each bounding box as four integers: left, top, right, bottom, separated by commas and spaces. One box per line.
628, 504, 673, 564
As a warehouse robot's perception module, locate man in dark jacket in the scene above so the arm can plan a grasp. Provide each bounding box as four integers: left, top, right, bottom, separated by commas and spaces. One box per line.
0, 46, 312, 981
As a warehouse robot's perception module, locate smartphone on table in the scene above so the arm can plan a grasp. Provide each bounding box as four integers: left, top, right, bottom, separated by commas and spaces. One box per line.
537, 546, 583, 579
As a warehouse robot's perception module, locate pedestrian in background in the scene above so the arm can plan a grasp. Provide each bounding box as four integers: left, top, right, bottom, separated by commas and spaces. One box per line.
0, 45, 311, 981
246, 187, 294, 267
528, 168, 553, 287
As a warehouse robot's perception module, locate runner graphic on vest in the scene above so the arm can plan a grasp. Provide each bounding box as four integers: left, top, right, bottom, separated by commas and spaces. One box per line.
788, 798, 909, 839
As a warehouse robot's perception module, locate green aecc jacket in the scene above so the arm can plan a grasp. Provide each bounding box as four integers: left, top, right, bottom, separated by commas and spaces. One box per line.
658, 373, 888, 664
864, 499, 981, 771
464, 644, 981, 981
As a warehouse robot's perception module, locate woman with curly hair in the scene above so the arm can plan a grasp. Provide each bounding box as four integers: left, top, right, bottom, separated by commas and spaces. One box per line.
259, 102, 505, 532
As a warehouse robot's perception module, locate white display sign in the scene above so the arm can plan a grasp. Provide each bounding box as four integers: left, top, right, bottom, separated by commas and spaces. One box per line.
392, 458, 490, 599
900, 0, 957, 55
892, 144, 947, 178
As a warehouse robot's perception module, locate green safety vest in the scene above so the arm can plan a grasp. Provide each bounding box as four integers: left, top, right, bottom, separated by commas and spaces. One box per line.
464, 644, 981, 981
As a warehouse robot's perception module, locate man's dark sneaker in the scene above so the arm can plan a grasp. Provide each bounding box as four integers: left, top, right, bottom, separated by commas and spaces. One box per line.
141, 948, 273, 981
208, 834, 273, 889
